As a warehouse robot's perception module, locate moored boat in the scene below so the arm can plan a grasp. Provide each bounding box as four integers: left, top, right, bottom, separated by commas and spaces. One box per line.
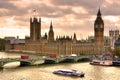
100, 60, 112, 66
53, 69, 85, 77
90, 60, 112, 66
112, 61, 120, 66
90, 53, 113, 66
90, 59, 100, 65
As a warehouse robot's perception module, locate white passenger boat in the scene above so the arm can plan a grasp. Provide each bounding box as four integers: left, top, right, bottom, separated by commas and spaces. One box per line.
90, 53, 113, 66
53, 69, 85, 77
90, 59, 101, 65
90, 59, 112, 66
100, 60, 112, 66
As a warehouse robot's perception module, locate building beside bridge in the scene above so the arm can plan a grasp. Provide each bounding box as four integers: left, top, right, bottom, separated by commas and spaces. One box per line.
5, 9, 105, 56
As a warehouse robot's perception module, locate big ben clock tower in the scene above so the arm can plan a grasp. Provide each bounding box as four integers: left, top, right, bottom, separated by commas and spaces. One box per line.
94, 8, 104, 53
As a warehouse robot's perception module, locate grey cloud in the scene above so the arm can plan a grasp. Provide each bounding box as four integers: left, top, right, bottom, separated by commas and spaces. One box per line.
24, 3, 74, 18
50, 0, 99, 12
0, 1, 17, 9
0, 0, 120, 38
0, 1, 27, 16
102, 5, 120, 15
0, 0, 99, 18
50, 0, 120, 16
99, 0, 120, 16
50, 0, 98, 7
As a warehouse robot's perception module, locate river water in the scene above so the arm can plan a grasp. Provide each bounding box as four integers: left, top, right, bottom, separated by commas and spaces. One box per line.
0, 52, 120, 80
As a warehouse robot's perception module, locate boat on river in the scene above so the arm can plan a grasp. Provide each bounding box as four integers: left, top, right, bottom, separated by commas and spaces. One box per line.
90, 59, 100, 65
53, 69, 85, 77
90, 53, 113, 66
112, 56, 120, 66
90, 59, 113, 66
112, 61, 120, 66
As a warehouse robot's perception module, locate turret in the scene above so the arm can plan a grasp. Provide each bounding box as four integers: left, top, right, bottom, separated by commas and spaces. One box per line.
30, 10, 41, 41
48, 21, 54, 42
73, 33, 77, 43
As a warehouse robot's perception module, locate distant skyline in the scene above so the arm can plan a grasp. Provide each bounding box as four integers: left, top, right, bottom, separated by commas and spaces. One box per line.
0, 0, 120, 39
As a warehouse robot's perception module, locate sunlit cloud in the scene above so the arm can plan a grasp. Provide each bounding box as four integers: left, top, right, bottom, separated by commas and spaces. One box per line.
105, 0, 113, 4
6, 16, 16, 26
0, 27, 29, 38
72, 7, 88, 14
0, 0, 120, 39
104, 16, 120, 22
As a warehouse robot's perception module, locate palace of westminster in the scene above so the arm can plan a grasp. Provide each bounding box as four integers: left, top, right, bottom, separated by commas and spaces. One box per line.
5, 9, 120, 56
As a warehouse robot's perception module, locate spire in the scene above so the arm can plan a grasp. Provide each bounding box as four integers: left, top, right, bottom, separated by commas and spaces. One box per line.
30, 17, 32, 22
39, 17, 41, 22
50, 20, 53, 30
97, 8, 101, 17
95, 7, 104, 24
73, 33, 76, 39
48, 20, 54, 42
73, 32, 77, 43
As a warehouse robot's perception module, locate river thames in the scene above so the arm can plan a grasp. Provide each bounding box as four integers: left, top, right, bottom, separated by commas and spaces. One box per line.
0, 52, 120, 80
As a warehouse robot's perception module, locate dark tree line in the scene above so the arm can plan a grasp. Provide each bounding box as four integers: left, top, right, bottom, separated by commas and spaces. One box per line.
0, 39, 5, 51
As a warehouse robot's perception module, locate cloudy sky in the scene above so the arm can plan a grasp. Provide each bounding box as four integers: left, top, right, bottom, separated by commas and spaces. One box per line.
0, 0, 120, 40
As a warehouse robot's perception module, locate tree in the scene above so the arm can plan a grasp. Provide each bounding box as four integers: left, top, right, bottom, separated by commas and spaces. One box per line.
0, 39, 5, 51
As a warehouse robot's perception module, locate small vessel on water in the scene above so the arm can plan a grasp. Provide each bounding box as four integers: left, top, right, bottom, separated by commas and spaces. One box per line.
90, 59, 100, 65
90, 53, 113, 66
90, 59, 113, 66
112, 61, 120, 66
112, 56, 120, 66
53, 69, 85, 77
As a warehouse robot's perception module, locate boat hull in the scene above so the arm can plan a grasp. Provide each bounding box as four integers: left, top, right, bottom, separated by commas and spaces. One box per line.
44, 59, 56, 64
90, 60, 112, 66
112, 61, 120, 66
20, 61, 31, 66
53, 69, 85, 77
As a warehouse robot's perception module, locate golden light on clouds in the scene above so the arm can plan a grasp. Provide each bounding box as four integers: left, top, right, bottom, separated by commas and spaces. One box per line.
104, 16, 119, 22
0, 27, 29, 38
12, 0, 41, 8
106, 0, 113, 4
72, 7, 88, 14
0, 8, 9, 14
59, 6, 70, 9
0, 0, 120, 39
6, 16, 16, 26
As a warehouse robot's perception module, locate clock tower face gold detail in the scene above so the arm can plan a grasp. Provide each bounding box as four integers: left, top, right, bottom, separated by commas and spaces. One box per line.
96, 25, 98, 28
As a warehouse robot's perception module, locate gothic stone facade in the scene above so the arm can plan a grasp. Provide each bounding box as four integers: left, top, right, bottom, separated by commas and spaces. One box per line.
5, 9, 104, 56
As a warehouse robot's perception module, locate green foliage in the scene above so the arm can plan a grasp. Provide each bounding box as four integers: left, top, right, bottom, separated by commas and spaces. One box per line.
0, 39, 5, 51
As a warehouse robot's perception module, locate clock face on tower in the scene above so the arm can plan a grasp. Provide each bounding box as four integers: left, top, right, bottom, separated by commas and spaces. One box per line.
95, 25, 98, 28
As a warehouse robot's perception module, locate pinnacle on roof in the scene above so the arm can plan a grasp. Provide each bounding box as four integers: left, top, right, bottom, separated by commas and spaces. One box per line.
97, 8, 101, 17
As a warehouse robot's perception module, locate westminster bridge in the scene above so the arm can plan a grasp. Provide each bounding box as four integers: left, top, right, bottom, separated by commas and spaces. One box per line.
0, 55, 90, 68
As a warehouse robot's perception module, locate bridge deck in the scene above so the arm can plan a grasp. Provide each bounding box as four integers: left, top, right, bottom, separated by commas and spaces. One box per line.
0, 56, 90, 67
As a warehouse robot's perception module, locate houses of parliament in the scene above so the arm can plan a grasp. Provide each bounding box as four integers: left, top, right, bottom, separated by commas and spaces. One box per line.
5, 9, 105, 56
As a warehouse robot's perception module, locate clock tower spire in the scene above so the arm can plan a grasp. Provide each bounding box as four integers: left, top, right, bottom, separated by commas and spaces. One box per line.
94, 8, 104, 54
